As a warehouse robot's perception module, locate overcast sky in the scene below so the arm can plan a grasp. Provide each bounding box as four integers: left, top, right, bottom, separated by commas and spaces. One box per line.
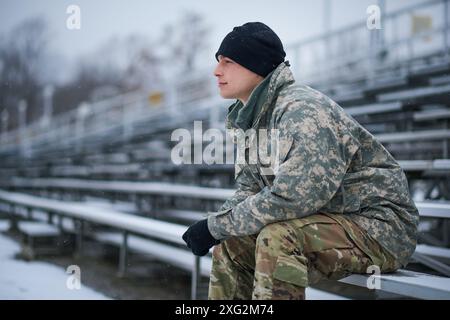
0, 0, 426, 64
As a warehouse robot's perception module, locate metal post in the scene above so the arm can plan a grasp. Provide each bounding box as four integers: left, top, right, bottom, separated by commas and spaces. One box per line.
47, 212, 54, 224
443, 120, 449, 158
58, 214, 64, 232
191, 256, 200, 300
443, 219, 449, 246
76, 220, 84, 255
1, 109, 8, 145
118, 231, 129, 277
9, 204, 18, 232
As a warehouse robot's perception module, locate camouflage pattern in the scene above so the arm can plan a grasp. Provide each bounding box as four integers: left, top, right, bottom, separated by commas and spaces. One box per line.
207, 61, 419, 270
209, 213, 399, 300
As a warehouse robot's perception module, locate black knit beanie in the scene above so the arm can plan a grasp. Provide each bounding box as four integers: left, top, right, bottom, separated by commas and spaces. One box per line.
215, 22, 286, 77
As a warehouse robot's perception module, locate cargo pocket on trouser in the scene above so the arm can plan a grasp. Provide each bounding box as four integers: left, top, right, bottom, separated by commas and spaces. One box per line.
296, 215, 366, 284
308, 246, 374, 283
222, 234, 258, 269
270, 254, 308, 300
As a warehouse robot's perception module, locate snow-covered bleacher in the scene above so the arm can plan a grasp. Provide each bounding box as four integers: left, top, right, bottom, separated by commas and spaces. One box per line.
1, 189, 450, 299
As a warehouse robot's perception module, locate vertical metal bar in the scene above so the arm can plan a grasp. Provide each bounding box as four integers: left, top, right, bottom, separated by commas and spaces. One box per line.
27, 207, 32, 220
443, 120, 449, 159
47, 212, 54, 224
443, 219, 449, 245
58, 214, 63, 232
191, 256, 200, 300
9, 203, 18, 231
118, 231, 129, 277
76, 220, 84, 255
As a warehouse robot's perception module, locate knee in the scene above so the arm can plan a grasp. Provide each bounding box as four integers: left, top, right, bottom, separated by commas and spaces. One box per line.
212, 241, 225, 260
214, 235, 256, 263
256, 222, 302, 256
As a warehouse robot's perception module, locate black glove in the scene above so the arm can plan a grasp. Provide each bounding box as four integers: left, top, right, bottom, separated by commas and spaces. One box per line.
182, 219, 220, 256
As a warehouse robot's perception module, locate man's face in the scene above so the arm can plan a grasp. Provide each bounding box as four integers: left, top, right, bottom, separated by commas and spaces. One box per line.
213, 55, 264, 103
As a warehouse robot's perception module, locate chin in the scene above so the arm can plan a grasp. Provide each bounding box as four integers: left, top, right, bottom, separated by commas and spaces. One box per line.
219, 90, 236, 100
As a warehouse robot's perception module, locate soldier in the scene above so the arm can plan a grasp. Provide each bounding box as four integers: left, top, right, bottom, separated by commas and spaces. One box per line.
182, 22, 419, 300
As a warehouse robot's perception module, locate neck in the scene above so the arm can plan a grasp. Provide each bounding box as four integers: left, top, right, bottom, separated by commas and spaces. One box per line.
238, 80, 264, 105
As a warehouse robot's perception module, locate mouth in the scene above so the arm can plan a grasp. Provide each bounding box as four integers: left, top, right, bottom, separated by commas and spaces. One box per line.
218, 82, 228, 87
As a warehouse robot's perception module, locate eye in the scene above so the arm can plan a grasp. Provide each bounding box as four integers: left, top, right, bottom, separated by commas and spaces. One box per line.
224, 59, 233, 64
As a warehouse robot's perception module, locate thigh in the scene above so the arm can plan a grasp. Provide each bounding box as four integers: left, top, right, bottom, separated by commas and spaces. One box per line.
284, 214, 372, 284
285, 213, 356, 254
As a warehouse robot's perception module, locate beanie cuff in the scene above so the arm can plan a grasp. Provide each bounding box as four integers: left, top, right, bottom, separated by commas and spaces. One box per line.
215, 22, 286, 77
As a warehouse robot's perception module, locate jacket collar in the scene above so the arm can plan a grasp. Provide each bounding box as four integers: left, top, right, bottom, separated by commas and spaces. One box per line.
226, 61, 295, 130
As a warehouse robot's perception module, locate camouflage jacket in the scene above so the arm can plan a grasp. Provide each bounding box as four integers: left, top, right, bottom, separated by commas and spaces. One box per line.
207, 61, 419, 267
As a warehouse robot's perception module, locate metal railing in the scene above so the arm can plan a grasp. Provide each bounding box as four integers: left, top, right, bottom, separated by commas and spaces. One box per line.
285, 0, 450, 86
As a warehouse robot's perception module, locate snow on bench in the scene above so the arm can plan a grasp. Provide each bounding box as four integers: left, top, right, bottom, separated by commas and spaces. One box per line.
18, 221, 59, 237
376, 129, 450, 143
397, 160, 450, 172
16, 221, 68, 260
5, 178, 236, 200
0, 189, 186, 245
377, 83, 450, 103
339, 269, 450, 300
415, 244, 450, 263
415, 201, 450, 219
345, 101, 403, 116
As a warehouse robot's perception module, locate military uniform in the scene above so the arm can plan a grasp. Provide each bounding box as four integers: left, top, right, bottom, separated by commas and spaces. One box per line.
207, 61, 419, 300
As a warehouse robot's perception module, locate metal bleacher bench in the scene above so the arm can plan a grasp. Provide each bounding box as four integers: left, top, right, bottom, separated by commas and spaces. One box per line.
0, 189, 208, 299
1, 189, 450, 299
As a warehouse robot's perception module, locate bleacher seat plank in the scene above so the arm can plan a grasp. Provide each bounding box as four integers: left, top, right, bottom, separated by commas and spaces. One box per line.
339, 269, 450, 299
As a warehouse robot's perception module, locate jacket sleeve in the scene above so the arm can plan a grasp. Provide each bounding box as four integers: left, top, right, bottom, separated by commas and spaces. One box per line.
218, 165, 262, 211
208, 103, 360, 240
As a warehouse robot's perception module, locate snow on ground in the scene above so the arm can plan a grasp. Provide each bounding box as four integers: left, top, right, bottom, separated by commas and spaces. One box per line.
0, 220, 110, 300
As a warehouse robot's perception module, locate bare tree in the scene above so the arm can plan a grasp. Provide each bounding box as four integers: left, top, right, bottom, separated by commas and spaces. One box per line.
0, 16, 52, 130
158, 11, 210, 75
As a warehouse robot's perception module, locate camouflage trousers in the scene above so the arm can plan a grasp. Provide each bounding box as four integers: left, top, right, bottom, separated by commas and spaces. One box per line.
208, 213, 400, 300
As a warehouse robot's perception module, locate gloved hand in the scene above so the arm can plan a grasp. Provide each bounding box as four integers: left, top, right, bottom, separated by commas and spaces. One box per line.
182, 219, 220, 256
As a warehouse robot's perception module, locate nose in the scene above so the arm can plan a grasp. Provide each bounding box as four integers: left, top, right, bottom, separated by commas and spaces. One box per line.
213, 63, 223, 78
